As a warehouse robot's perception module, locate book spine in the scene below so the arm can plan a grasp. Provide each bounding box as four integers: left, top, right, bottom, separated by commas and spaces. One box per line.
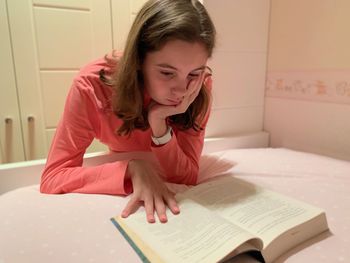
110, 218, 151, 263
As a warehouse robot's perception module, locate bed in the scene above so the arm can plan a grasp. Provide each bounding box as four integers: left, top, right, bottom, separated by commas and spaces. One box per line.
0, 136, 349, 263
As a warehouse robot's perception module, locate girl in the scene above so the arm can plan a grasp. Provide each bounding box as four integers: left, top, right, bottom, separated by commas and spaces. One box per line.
40, 0, 216, 223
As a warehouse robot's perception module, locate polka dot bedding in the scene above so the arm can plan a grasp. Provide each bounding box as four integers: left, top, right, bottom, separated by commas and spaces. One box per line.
0, 148, 349, 263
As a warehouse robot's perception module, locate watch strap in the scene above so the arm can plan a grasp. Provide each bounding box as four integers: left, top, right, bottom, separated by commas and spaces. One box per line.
151, 126, 172, 145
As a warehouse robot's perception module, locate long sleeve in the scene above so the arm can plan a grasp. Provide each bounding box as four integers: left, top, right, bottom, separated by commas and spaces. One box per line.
151, 78, 213, 185
151, 128, 206, 185
40, 78, 132, 196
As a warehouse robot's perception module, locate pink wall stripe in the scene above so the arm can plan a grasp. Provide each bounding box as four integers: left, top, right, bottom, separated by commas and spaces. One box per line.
266, 70, 350, 105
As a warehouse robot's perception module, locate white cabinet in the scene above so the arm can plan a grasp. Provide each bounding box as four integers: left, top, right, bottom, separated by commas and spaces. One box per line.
0, 0, 26, 163
0, 0, 147, 164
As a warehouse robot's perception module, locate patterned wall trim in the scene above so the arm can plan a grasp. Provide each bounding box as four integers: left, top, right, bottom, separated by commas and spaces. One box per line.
266, 70, 350, 105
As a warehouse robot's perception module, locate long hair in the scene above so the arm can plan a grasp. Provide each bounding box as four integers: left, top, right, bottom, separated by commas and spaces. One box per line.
102, 0, 216, 135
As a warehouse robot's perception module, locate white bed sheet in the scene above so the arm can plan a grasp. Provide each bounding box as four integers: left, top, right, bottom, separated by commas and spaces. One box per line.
0, 148, 349, 263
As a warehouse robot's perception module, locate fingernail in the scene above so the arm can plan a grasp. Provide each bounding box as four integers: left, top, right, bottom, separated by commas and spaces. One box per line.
160, 216, 168, 223
148, 216, 155, 223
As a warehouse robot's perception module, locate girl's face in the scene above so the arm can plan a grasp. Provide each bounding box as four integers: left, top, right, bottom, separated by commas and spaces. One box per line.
142, 39, 209, 106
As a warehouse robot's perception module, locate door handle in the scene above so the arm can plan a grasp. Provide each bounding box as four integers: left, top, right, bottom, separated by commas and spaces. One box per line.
5, 117, 13, 124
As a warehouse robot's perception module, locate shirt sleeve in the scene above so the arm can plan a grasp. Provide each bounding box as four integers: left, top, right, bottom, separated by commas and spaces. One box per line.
40, 79, 132, 195
151, 77, 213, 185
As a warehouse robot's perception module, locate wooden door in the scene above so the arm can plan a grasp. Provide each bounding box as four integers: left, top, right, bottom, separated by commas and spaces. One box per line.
111, 0, 148, 51
6, 0, 113, 160
0, 0, 26, 163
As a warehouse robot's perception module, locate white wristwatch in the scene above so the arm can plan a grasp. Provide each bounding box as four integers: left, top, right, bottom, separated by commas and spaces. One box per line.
151, 126, 173, 145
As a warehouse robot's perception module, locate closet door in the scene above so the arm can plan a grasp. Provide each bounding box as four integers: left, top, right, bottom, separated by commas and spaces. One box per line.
111, 0, 148, 51
0, 0, 26, 163
6, 0, 113, 160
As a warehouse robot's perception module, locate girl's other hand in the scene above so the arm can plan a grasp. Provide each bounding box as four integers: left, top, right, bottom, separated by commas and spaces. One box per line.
148, 70, 209, 123
121, 159, 180, 223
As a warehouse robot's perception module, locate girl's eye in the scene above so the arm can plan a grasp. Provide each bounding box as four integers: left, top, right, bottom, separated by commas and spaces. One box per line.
160, 71, 175, 78
188, 74, 200, 79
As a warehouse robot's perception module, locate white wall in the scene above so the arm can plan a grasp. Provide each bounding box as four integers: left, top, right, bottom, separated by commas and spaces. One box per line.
265, 0, 350, 161
204, 0, 270, 138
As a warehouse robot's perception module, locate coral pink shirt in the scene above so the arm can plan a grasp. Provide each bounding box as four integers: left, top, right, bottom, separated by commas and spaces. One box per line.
40, 53, 212, 196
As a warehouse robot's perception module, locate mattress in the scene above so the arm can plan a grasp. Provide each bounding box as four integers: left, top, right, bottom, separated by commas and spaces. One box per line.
0, 148, 349, 263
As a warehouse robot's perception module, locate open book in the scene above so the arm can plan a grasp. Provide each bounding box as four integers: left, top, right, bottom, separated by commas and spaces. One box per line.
111, 176, 329, 263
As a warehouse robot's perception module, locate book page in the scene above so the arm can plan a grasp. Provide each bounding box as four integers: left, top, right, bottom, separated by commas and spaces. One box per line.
116, 199, 261, 263
183, 176, 324, 247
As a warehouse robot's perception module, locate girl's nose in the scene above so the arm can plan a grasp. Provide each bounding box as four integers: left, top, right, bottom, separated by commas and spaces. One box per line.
171, 82, 187, 97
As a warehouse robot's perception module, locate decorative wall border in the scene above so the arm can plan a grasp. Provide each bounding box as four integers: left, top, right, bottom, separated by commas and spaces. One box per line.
266, 70, 350, 105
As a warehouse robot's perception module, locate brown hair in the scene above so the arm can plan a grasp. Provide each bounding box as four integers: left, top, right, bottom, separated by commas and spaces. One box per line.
102, 0, 216, 135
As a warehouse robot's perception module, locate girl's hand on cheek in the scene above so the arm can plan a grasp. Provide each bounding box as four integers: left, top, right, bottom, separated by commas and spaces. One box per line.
121, 160, 180, 223
148, 71, 208, 123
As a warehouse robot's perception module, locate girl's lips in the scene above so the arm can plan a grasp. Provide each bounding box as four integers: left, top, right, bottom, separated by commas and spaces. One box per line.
167, 99, 180, 105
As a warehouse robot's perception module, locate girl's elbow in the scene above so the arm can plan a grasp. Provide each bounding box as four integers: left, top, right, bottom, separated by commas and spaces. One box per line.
40, 172, 59, 194
40, 181, 54, 194
186, 174, 198, 186
175, 172, 198, 186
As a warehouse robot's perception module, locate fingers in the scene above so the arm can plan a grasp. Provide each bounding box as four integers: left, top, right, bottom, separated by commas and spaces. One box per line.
154, 196, 167, 223
121, 192, 180, 224
124, 159, 181, 223
186, 70, 206, 96
165, 194, 180, 215
153, 192, 180, 223
147, 71, 207, 119
122, 195, 156, 223
184, 71, 206, 105
203, 66, 213, 79
121, 197, 141, 218
144, 195, 156, 223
